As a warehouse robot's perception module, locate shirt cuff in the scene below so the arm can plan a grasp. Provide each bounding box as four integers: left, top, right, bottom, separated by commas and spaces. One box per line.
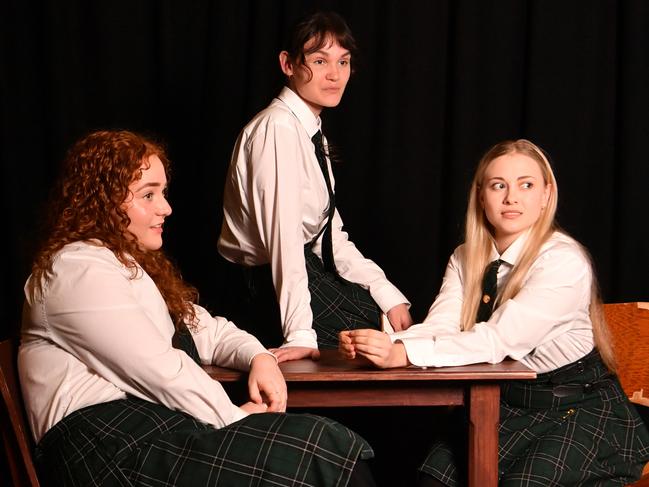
247, 350, 278, 367
282, 328, 318, 349
229, 406, 249, 425
370, 283, 410, 314
396, 336, 437, 367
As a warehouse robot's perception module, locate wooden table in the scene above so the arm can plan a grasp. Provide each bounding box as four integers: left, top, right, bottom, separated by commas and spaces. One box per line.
204, 350, 536, 487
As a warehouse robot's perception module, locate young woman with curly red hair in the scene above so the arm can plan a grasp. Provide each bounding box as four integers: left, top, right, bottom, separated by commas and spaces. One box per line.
20, 130, 375, 486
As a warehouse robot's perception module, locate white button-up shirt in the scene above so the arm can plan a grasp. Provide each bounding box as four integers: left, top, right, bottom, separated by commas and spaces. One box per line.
392, 231, 595, 373
219, 87, 409, 349
20, 242, 270, 442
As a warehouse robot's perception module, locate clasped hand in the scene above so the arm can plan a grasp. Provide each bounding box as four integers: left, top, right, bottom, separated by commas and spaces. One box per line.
338, 329, 409, 368
241, 353, 287, 413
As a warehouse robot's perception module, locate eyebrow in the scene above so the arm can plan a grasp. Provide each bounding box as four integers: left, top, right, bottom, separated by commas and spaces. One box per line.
487, 175, 537, 181
133, 182, 164, 192
311, 49, 351, 58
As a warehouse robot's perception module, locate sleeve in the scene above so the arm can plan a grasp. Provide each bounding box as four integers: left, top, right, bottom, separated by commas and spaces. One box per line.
398, 243, 593, 368
321, 206, 410, 313
190, 305, 275, 369
390, 248, 464, 363
247, 121, 318, 349
45, 250, 249, 428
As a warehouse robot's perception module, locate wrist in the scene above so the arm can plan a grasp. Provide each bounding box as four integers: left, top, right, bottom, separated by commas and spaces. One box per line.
390, 342, 409, 367
251, 352, 278, 367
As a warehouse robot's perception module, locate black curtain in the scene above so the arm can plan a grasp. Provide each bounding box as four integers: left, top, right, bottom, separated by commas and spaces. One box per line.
2, 0, 648, 341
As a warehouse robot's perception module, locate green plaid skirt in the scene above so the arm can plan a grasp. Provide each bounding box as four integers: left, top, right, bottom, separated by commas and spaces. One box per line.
420, 350, 649, 486
304, 246, 381, 349
36, 396, 374, 487
216, 247, 381, 349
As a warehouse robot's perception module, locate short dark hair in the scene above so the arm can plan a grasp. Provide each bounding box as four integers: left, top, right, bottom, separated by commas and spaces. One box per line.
283, 11, 357, 74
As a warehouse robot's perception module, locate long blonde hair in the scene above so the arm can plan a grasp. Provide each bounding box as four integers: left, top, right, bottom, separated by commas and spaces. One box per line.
460, 139, 615, 370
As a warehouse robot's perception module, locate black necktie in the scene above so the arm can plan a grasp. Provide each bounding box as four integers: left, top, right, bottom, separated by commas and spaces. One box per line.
172, 324, 201, 365
311, 131, 337, 274
476, 259, 503, 323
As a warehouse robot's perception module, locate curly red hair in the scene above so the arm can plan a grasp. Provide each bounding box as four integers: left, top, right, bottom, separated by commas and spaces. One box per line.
29, 130, 198, 329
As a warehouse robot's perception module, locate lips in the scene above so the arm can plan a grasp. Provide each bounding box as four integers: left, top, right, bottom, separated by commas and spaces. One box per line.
501, 211, 522, 219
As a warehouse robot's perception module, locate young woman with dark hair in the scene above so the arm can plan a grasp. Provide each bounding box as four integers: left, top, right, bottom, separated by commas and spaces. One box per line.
219, 12, 412, 363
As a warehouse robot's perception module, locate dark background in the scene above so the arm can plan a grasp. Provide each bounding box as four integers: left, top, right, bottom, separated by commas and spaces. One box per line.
2, 0, 648, 342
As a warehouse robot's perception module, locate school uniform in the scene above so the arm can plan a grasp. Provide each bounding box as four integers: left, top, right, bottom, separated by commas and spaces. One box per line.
19, 241, 373, 486
392, 231, 649, 485
219, 86, 408, 349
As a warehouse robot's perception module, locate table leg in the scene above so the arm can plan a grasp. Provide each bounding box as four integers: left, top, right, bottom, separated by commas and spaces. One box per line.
468, 383, 500, 487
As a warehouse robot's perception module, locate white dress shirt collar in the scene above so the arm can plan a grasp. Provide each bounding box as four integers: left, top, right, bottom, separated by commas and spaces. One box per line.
489, 229, 532, 267
277, 86, 322, 137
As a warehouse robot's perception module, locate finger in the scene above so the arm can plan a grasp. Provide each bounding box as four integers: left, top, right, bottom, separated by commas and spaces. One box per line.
249, 383, 263, 404
352, 341, 390, 359
266, 387, 286, 411
310, 349, 321, 361
343, 350, 356, 359
266, 391, 280, 410
347, 329, 382, 342
275, 352, 291, 363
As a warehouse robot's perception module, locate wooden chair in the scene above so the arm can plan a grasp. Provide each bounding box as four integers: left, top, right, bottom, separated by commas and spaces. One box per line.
603, 302, 649, 486
0, 339, 41, 487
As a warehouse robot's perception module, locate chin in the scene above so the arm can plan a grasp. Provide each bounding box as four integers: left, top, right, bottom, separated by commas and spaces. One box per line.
142, 241, 163, 251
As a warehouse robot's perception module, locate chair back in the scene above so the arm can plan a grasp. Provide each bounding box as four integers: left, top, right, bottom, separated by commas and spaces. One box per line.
603, 302, 649, 406
0, 339, 40, 487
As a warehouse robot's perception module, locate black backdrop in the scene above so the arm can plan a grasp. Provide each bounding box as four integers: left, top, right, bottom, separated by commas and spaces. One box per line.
2, 0, 648, 342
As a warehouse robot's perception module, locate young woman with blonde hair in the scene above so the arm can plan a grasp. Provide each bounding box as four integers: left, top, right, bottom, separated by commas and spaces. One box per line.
340, 139, 649, 486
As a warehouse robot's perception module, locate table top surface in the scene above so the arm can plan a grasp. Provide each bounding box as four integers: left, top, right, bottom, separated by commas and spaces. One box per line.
204, 350, 537, 382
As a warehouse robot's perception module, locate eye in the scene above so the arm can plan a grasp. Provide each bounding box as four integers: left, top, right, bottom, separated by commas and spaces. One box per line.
491, 182, 506, 190
339, 59, 350, 66
313, 58, 326, 65
143, 192, 154, 201
521, 182, 533, 189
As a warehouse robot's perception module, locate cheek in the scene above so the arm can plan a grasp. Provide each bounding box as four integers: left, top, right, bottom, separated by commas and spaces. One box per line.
481, 194, 498, 218
126, 203, 148, 226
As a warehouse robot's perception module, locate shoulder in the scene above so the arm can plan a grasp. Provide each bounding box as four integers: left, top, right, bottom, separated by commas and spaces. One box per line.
450, 243, 468, 264
28, 241, 132, 303
241, 99, 301, 140
55, 241, 122, 265
530, 231, 592, 282
51, 241, 133, 282
537, 231, 589, 266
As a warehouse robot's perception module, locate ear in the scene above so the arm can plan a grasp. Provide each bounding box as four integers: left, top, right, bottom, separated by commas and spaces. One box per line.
542, 183, 552, 208
279, 51, 294, 77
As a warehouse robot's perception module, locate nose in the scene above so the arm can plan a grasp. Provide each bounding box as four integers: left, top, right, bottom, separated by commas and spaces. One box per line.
503, 187, 518, 204
158, 196, 172, 216
326, 64, 340, 81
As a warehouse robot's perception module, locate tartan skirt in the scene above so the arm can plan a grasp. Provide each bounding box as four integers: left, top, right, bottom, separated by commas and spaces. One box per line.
420, 350, 649, 486
304, 246, 381, 349
215, 248, 381, 349
36, 396, 374, 487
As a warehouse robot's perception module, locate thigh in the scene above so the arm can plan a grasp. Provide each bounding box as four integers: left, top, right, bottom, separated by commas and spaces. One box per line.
499, 396, 647, 486
38, 397, 373, 487
305, 247, 381, 348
